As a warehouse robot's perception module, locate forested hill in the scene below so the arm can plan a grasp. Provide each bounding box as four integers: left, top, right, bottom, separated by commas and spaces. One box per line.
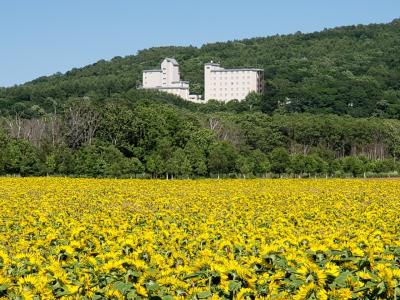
1, 19, 400, 118
1, 19, 400, 178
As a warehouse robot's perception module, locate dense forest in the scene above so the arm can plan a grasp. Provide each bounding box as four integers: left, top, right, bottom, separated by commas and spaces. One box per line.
0, 19, 400, 178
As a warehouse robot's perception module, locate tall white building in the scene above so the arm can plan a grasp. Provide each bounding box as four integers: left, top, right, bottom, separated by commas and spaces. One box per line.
142, 58, 202, 102
142, 58, 264, 103
204, 62, 264, 102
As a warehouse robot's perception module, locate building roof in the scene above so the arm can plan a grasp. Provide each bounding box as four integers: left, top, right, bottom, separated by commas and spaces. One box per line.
143, 69, 162, 72
171, 80, 189, 84
205, 61, 263, 72
148, 86, 190, 90
163, 58, 179, 66
205, 62, 221, 66
211, 68, 264, 72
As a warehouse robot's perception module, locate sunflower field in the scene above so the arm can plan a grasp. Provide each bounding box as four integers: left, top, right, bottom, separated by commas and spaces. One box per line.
1, 178, 400, 299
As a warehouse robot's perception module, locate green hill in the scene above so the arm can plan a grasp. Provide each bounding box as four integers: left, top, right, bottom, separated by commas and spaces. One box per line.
1, 19, 400, 178
0, 19, 399, 118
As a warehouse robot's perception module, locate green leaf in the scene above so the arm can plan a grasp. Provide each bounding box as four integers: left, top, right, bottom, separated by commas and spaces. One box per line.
93, 294, 103, 300
127, 269, 141, 278
126, 290, 137, 299
184, 271, 203, 279
146, 280, 160, 292
228, 280, 241, 291
197, 291, 212, 299
0, 284, 9, 291
287, 277, 304, 289
112, 281, 132, 293
56, 290, 72, 297
376, 281, 386, 295
334, 271, 353, 287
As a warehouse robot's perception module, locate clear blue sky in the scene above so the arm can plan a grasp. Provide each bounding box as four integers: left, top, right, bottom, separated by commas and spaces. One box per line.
0, 0, 399, 87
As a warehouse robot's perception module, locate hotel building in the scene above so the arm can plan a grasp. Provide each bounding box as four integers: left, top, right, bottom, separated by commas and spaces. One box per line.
204, 62, 264, 102
142, 58, 264, 103
142, 58, 201, 102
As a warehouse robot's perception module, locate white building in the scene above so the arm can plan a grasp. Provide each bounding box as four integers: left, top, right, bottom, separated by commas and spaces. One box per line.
142, 58, 264, 103
204, 62, 264, 102
142, 58, 202, 102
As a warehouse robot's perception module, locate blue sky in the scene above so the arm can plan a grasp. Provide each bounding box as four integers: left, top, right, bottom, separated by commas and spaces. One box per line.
0, 0, 399, 87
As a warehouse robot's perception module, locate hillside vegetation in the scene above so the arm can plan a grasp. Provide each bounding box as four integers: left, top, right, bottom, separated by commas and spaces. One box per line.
0, 19, 400, 177
1, 19, 399, 118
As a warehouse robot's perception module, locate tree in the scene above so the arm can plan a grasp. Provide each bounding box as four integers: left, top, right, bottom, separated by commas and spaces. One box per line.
3, 139, 44, 176
45, 153, 57, 175
184, 141, 208, 176
341, 156, 366, 177
74, 144, 106, 177
208, 142, 238, 176
0, 130, 9, 174
236, 155, 254, 178
64, 99, 101, 149
122, 157, 144, 177
270, 147, 290, 175
250, 149, 270, 176
311, 154, 328, 175
290, 154, 306, 176
166, 148, 192, 178
51, 145, 75, 175
145, 153, 165, 178
303, 156, 319, 176
74, 143, 129, 177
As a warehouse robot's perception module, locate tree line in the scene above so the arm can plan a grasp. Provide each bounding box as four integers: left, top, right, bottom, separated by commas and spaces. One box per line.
1, 97, 400, 178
